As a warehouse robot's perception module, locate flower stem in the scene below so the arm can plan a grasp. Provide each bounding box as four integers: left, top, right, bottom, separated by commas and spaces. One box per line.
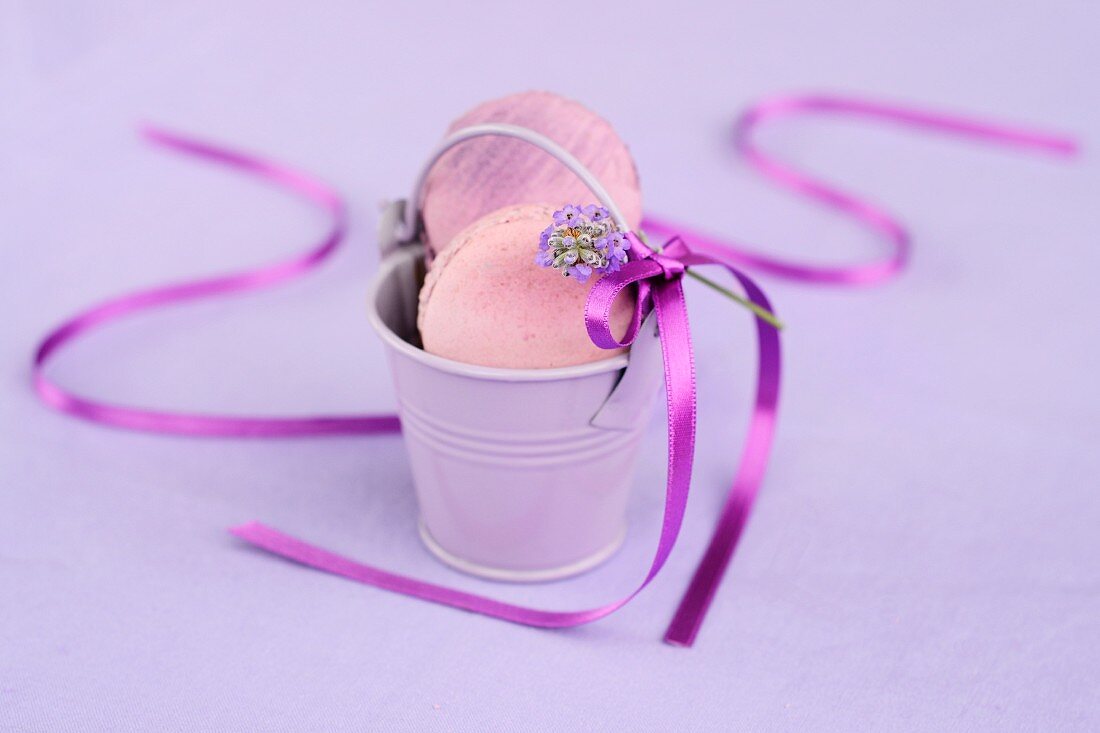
636, 229, 784, 329
684, 269, 785, 330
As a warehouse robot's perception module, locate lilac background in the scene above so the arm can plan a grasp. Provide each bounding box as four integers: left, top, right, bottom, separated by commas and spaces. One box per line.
2, 1, 1098, 730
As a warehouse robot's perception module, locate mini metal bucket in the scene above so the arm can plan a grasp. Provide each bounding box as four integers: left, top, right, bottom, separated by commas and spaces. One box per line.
367, 244, 661, 581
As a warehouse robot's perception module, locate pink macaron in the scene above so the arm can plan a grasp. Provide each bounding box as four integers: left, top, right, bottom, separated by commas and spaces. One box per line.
421, 91, 643, 256
418, 203, 636, 369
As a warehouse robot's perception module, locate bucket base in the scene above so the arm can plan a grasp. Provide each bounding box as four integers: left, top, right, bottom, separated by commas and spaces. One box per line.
418, 520, 626, 583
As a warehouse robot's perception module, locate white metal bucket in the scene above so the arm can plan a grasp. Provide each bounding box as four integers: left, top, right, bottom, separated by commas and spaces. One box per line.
367, 245, 661, 581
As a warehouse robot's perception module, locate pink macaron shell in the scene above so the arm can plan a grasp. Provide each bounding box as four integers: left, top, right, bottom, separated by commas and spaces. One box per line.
418, 204, 635, 369
421, 91, 642, 256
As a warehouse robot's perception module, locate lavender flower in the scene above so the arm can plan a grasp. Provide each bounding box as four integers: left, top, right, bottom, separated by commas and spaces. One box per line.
553, 204, 585, 226
539, 225, 554, 249
568, 264, 593, 283
536, 204, 630, 283
582, 204, 611, 223
608, 231, 630, 261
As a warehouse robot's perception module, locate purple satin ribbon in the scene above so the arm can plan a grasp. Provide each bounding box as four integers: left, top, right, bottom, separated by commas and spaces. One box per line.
33, 126, 400, 437
646, 94, 1076, 285
31, 95, 1077, 647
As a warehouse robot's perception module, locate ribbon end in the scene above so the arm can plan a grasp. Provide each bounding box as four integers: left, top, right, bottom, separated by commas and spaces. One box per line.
1059, 138, 1082, 157
663, 612, 702, 648
662, 634, 696, 649
137, 122, 169, 143
228, 521, 267, 540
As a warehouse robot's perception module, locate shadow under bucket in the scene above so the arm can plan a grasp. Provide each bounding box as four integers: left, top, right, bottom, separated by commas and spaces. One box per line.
367, 245, 662, 582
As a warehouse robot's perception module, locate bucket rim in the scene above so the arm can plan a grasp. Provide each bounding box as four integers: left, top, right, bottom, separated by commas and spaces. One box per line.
367, 246, 631, 382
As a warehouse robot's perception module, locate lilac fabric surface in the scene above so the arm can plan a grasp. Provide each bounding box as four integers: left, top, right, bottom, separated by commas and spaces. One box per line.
2, 1, 1098, 730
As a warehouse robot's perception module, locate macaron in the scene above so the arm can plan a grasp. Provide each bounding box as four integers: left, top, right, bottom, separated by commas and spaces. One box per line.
421, 91, 643, 256
418, 203, 635, 369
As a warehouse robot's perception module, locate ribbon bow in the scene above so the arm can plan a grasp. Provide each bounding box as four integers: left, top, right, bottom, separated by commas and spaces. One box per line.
583, 233, 782, 645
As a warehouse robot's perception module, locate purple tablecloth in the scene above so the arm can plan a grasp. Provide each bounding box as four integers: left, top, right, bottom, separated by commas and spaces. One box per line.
2, 2, 1097, 730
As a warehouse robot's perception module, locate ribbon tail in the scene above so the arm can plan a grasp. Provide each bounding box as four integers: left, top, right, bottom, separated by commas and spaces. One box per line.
664, 257, 781, 647
643, 94, 1077, 288
30, 127, 402, 439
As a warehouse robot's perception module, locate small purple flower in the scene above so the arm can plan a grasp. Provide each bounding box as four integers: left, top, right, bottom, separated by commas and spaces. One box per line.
595, 236, 609, 251
567, 264, 593, 283
553, 205, 585, 226
534, 249, 555, 267
539, 225, 554, 249
582, 205, 610, 223
607, 231, 630, 264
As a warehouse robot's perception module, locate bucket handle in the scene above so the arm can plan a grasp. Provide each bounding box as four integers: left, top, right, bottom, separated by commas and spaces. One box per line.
379, 122, 632, 256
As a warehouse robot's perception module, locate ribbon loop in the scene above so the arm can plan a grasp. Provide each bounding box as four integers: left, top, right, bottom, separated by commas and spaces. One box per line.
584, 259, 660, 350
